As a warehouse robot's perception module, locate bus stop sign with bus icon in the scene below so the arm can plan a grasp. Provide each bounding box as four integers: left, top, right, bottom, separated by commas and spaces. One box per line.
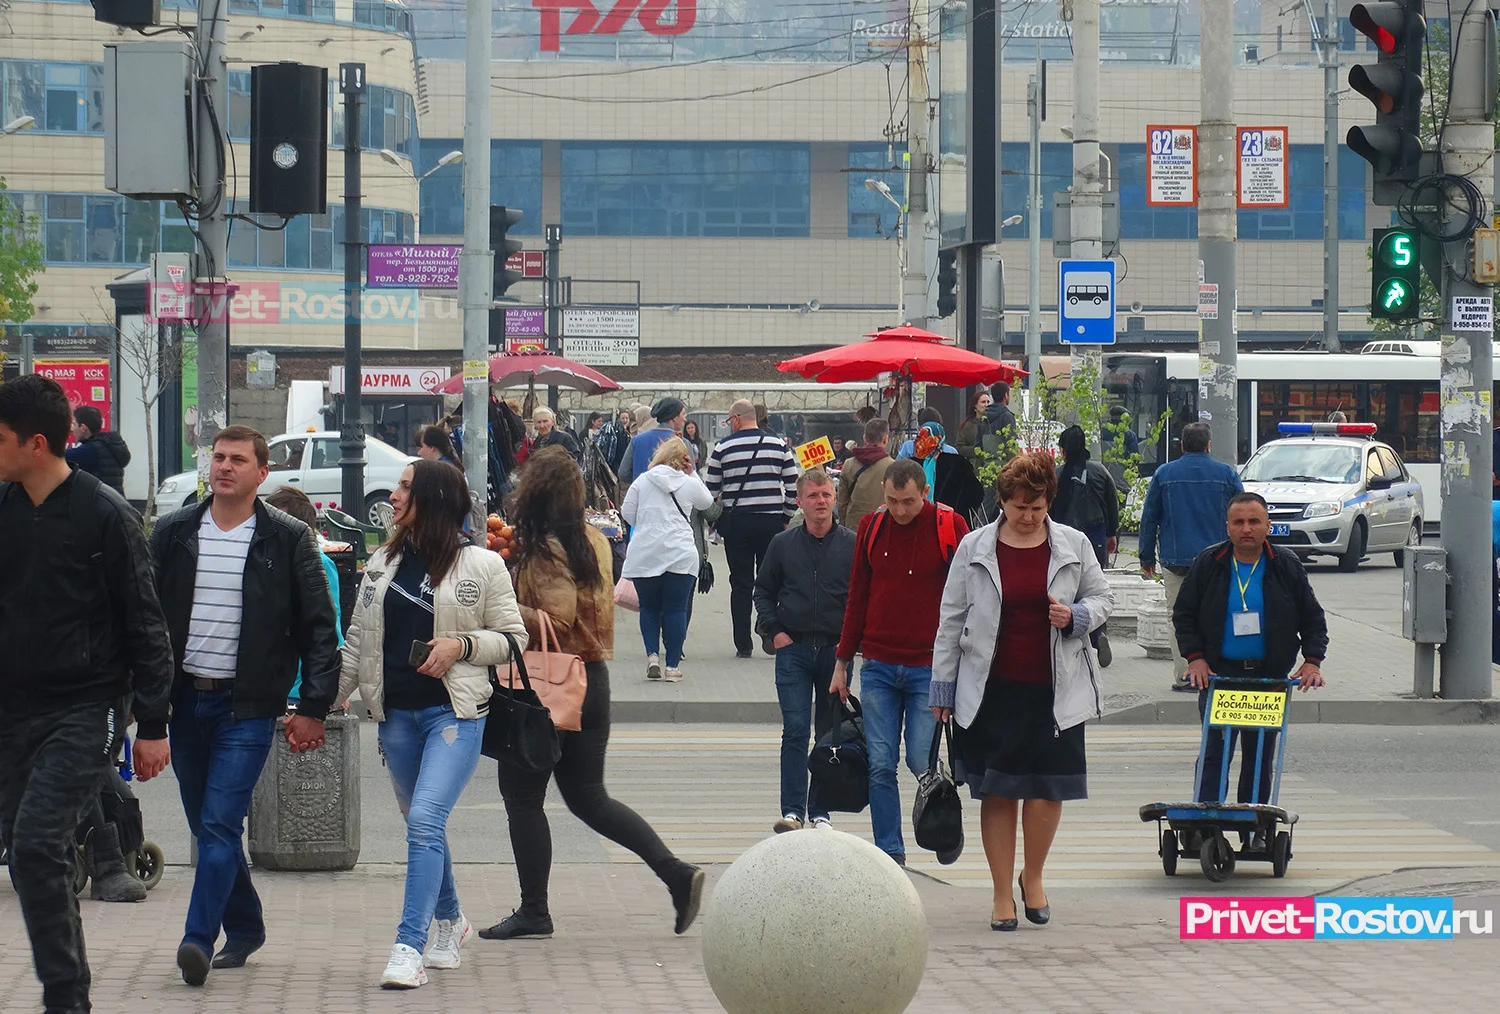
1058, 259, 1117, 345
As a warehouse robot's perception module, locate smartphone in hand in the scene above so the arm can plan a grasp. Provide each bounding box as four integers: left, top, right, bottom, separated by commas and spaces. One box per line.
409, 640, 433, 668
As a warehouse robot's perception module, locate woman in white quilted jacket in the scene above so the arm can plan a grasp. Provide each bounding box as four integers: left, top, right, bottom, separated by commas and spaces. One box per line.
337, 459, 526, 990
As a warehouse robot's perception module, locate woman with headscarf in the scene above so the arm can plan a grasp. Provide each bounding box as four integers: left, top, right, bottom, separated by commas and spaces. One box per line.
1049, 424, 1121, 665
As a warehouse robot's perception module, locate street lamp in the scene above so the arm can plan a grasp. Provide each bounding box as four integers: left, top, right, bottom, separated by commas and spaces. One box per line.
1, 115, 36, 136
380, 147, 462, 242
1002, 214, 1024, 228
864, 178, 906, 323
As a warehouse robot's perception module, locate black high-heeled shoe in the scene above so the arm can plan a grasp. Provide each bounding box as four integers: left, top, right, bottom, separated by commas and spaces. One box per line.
1018, 873, 1050, 925
991, 895, 1018, 932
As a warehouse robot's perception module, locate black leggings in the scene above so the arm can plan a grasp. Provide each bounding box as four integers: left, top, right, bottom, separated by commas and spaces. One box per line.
495, 662, 683, 913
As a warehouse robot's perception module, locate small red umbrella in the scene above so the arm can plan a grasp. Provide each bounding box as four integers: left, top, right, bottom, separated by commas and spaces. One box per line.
777, 326, 1026, 387
433, 352, 622, 396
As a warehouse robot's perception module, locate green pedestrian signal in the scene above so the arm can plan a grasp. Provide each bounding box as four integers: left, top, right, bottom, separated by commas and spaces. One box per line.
1371, 226, 1420, 321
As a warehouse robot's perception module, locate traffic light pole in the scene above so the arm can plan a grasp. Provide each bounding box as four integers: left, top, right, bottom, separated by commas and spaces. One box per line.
339, 67, 366, 520
459, 0, 493, 528
1436, 6, 1495, 700
1198, 0, 1238, 464
1069, 0, 1103, 412
1025, 62, 1042, 390
1319, 0, 1341, 352
545, 224, 562, 412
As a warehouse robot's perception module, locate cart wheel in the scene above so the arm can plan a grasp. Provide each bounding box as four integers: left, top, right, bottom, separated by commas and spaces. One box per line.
1199, 835, 1236, 882
1270, 831, 1291, 878
129, 841, 165, 890
1160, 829, 1179, 876
71, 846, 89, 897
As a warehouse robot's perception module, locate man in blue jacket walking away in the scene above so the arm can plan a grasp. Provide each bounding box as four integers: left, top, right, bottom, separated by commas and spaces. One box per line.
1137, 421, 1243, 691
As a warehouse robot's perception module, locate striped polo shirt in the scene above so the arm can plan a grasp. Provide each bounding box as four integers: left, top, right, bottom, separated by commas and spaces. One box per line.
182, 511, 256, 680
704, 428, 799, 516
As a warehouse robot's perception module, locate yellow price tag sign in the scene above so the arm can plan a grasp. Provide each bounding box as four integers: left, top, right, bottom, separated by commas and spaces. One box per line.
794, 436, 836, 471
1208, 688, 1286, 728
462, 359, 489, 381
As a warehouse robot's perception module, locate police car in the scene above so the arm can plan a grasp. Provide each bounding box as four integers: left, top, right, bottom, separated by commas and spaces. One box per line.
1239, 422, 1423, 572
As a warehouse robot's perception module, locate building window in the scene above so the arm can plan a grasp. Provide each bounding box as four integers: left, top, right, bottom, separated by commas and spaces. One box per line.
0, 61, 103, 134
560, 142, 810, 238
848, 144, 906, 238
999, 142, 1074, 240
332, 83, 417, 157
228, 70, 252, 142
413, 140, 543, 238
9, 190, 409, 270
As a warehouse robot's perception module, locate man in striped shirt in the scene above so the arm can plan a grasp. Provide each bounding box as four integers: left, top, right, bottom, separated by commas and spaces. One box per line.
705, 400, 798, 658
151, 425, 340, 988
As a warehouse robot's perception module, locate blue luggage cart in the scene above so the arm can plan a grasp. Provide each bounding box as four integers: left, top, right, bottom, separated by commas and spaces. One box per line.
1139, 675, 1299, 882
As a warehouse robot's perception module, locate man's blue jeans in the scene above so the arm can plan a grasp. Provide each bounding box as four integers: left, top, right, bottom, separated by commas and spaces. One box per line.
859, 659, 936, 857
170, 686, 275, 955
774, 643, 837, 822
378, 706, 485, 952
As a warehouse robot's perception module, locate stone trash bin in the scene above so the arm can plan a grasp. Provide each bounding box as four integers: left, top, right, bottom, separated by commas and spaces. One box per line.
1103, 568, 1165, 639
1135, 596, 1176, 660
248, 711, 361, 871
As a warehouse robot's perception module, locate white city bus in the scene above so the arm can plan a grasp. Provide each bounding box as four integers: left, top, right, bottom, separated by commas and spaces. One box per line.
1103, 341, 1500, 527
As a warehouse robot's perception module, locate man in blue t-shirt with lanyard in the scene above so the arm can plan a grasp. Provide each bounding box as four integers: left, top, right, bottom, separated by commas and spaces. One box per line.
1172, 492, 1329, 823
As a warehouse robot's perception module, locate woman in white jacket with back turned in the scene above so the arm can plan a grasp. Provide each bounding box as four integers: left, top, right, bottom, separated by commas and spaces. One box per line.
621, 436, 713, 682
337, 459, 526, 989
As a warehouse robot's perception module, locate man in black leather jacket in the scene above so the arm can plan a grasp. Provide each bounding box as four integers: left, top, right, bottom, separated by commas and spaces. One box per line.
0, 375, 174, 1014
150, 425, 340, 987
753, 469, 856, 833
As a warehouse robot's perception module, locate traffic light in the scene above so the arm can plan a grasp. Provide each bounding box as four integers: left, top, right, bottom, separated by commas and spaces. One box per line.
1371, 227, 1420, 320
1347, 0, 1426, 206
936, 248, 958, 319
489, 206, 524, 299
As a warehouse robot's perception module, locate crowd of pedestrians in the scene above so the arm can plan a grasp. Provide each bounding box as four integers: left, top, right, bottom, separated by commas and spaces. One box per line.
1, 371, 1338, 1010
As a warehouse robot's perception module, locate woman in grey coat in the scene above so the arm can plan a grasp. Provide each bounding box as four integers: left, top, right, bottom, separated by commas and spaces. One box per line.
930, 451, 1112, 932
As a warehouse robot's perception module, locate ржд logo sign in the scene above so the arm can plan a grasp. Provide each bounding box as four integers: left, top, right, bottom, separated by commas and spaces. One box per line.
534, 0, 696, 52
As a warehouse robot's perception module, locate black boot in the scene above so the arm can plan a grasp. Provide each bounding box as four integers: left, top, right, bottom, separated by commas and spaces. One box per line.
668, 864, 705, 935
478, 906, 554, 940
86, 824, 146, 903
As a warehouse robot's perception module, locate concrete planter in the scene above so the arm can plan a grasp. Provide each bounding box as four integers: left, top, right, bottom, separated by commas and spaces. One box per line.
1135, 597, 1176, 660
248, 712, 361, 871
1103, 569, 1164, 639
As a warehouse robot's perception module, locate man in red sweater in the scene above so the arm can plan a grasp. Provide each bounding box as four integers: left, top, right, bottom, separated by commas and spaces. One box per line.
831, 458, 970, 864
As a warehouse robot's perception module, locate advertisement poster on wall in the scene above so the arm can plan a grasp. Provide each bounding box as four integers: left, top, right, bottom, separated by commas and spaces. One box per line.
180, 332, 199, 468
34, 359, 112, 446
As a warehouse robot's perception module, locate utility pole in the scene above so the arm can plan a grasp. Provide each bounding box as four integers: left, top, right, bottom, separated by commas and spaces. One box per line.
1437, 4, 1496, 700
193, 0, 229, 485
1025, 55, 1043, 389
459, 0, 493, 529
544, 224, 562, 411
903, 0, 930, 331
1317, 0, 1341, 351
1069, 0, 1103, 396
338, 64, 366, 520
1198, 0, 1238, 463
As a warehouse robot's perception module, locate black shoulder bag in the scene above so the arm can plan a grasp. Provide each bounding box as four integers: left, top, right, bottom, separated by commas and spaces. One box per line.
912, 721, 964, 863
670, 495, 715, 595
482, 631, 562, 773
807, 695, 869, 813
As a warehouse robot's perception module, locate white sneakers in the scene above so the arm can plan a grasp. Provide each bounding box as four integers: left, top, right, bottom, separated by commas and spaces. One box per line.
812, 817, 834, 830
646, 654, 663, 680
381, 914, 472, 989
664, 667, 683, 682
425, 913, 472, 969
380, 944, 427, 989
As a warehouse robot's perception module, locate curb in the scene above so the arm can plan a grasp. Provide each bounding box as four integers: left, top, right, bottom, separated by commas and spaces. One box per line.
1100, 698, 1500, 726
612, 700, 783, 724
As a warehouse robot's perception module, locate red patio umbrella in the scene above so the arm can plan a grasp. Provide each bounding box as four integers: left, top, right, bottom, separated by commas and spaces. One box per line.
776, 326, 1026, 387
432, 352, 622, 396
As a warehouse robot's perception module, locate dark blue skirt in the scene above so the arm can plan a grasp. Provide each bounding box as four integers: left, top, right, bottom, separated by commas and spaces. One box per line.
953, 678, 1087, 802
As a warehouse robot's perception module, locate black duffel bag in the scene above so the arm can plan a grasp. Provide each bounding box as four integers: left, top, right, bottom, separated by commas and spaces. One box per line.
912, 721, 964, 863
808, 695, 869, 814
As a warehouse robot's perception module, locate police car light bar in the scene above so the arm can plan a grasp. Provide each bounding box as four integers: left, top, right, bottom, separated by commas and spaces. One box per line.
1276, 422, 1380, 436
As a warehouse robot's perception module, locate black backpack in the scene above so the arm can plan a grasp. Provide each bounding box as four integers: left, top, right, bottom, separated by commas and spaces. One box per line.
808, 695, 870, 814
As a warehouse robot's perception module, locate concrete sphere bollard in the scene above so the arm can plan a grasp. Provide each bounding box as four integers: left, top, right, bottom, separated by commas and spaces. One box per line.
702, 829, 928, 1014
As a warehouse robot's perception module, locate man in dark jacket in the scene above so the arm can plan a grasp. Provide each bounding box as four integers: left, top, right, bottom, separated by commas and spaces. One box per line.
1173, 492, 1327, 815
0, 375, 174, 1014
1052, 424, 1122, 664
979, 381, 1017, 451
150, 424, 341, 988
753, 468, 855, 834
65, 405, 131, 495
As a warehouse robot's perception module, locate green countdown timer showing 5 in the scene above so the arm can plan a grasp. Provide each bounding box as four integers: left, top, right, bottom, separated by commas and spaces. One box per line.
1372, 227, 1421, 321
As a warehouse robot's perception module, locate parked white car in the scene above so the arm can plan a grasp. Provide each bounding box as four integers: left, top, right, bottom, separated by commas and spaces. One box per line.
154, 432, 417, 523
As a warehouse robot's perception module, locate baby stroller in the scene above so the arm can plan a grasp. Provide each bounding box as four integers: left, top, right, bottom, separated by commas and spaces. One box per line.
70, 733, 166, 896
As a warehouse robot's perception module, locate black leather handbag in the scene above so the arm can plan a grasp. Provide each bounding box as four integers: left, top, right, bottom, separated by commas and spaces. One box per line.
807, 695, 869, 814
912, 721, 964, 863
482, 632, 562, 773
